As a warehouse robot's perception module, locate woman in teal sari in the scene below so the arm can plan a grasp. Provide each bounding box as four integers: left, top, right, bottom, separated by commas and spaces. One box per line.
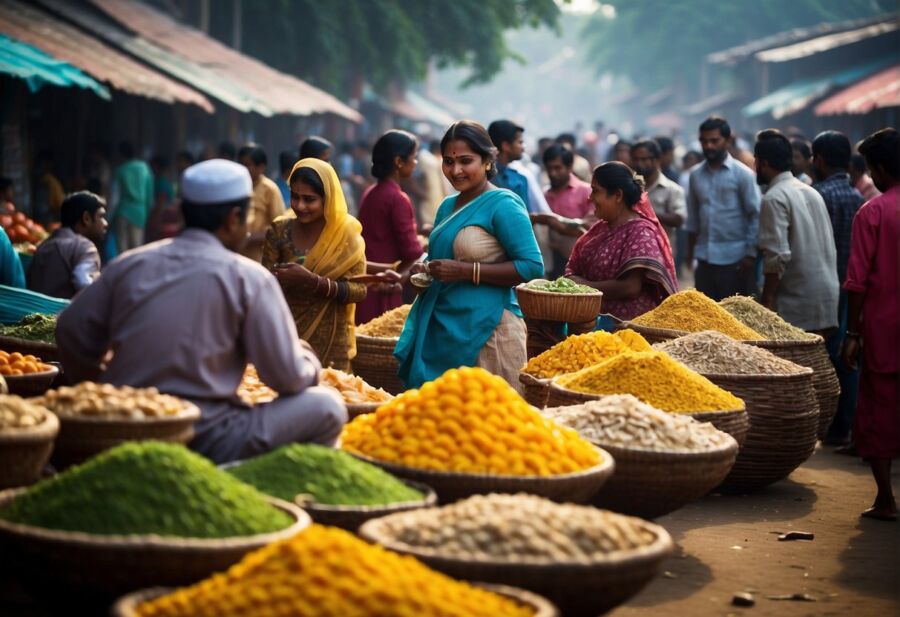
395, 121, 544, 389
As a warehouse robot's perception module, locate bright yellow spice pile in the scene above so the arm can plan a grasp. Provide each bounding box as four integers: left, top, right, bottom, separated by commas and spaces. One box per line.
631, 290, 762, 340
135, 525, 534, 617
342, 366, 600, 476
356, 304, 412, 338
523, 330, 651, 379
614, 328, 653, 352
556, 351, 744, 413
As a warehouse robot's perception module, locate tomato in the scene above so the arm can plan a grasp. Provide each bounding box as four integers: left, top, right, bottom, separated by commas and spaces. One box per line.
1, 202, 14, 214
13, 212, 26, 224
0, 214, 11, 229
11, 224, 28, 242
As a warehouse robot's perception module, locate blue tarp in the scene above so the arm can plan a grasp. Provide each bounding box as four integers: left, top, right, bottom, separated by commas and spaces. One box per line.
0, 33, 110, 99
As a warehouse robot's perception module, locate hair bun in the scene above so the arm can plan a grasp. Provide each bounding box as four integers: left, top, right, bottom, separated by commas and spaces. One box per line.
632, 172, 646, 191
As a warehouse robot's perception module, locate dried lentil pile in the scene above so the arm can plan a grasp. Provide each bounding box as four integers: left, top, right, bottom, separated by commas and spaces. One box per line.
342, 366, 600, 476
556, 351, 744, 413
0, 442, 292, 537
0, 394, 49, 429
372, 493, 657, 562
228, 444, 423, 506
655, 331, 808, 375
135, 524, 534, 617
542, 395, 735, 452
631, 290, 762, 340
356, 304, 411, 338
719, 295, 818, 341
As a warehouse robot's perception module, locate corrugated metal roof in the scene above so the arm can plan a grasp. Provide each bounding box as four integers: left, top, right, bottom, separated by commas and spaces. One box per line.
89, 0, 362, 122
756, 20, 899, 63
815, 65, 900, 115
36, 0, 269, 115
0, 0, 213, 111
0, 33, 110, 99
707, 15, 892, 66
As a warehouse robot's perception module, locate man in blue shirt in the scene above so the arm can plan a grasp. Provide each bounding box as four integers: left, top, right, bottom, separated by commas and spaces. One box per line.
686, 116, 761, 300
488, 120, 530, 207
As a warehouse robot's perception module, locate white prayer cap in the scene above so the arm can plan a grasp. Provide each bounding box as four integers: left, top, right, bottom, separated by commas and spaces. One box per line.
181, 159, 252, 204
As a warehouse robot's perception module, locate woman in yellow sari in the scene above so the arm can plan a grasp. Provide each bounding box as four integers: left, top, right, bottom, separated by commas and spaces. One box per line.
262, 158, 367, 370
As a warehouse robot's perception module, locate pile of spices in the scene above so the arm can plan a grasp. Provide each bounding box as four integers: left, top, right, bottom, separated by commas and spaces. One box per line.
135, 524, 534, 617
342, 366, 600, 476
655, 331, 808, 375
543, 395, 735, 452
630, 290, 761, 340
320, 368, 393, 404
228, 444, 423, 506
614, 328, 653, 352
0, 394, 49, 429
0, 314, 57, 344
35, 382, 188, 418
0, 442, 292, 537
356, 304, 411, 338
719, 296, 818, 341
556, 351, 744, 413
523, 330, 630, 379
373, 493, 657, 562
525, 277, 596, 294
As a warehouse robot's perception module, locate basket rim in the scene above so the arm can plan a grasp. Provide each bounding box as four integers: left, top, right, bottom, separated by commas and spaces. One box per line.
695, 366, 814, 380
345, 400, 390, 411
346, 446, 614, 483
582, 433, 739, 459
745, 335, 823, 347
355, 333, 401, 344
546, 381, 747, 414
0, 408, 59, 442
518, 372, 550, 385
0, 488, 309, 549
359, 511, 673, 569
0, 335, 58, 350
2, 365, 59, 381
516, 283, 603, 299
45, 402, 202, 425
300, 479, 438, 514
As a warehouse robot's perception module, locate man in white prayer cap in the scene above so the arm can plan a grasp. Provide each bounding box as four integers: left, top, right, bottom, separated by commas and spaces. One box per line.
57, 159, 347, 463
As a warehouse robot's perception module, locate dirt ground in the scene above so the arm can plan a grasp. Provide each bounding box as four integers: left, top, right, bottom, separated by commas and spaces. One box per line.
612, 446, 900, 617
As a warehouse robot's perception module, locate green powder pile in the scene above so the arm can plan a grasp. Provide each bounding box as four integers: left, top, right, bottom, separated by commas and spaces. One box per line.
0, 442, 292, 537
526, 277, 595, 294
0, 314, 57, 343
228, 444, 424, 506
719, 296, 818, 341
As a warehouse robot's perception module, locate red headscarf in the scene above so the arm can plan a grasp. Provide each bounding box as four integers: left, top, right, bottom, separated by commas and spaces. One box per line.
633, 192, 678, 291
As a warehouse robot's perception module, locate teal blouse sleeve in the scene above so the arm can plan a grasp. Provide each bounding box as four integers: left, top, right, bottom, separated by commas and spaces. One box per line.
0, 228, 25, 289
490, 192, 544, 281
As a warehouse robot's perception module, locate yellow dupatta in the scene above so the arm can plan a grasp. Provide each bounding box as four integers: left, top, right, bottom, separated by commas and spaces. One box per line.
288, 158, 366, 354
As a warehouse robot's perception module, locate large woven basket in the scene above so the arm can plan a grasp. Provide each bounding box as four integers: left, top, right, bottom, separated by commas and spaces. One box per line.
616, 321, 688, 344
49, 403, 201, 468
3, 366, 59, 397
351, 335, 404, 395
589, 437, 738, 519
546, 381, 750, 445
0, 336, 59, 362
515, 284, 603, 323
360, 512, 672, 617
348, 449, 614, 505
519, 372, 550, 408
300, 479, 437, 532
747, 336, 839, 440
0, 489, 309, 595
709, 369, 819, 492
112, 582, 559, 617
0, 411, 58, 489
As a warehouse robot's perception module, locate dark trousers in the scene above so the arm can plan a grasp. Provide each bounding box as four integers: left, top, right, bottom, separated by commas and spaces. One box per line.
694, 259, 758, 301
825, 291, 860, 441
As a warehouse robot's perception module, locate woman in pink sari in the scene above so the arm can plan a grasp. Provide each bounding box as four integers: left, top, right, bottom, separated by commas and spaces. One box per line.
565, 162, 678, 320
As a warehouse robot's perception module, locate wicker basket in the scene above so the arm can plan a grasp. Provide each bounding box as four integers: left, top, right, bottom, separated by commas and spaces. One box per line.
0, 336, 59, 362
589, 438, 738, 519
0, 489, 310, 595
50, 403, 201, 468
747, 336, 840, 440
345, 401, 384, 419
0, 411, 58, 489
515, 284, 603, 323
616, 321, 688, 344
351, 335, 404, 395
360, 513, 672, 617
3, 366, 59, 397
348, 449, 614, 505
519, 372, 550, 408
300, 479, 437, 532
709, 369, 819, 492
112, 582, 559, 617
547, 381, 750, 445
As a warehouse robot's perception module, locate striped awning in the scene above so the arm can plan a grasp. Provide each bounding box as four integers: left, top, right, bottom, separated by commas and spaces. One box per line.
814, 65, 900, 115
0, 33, 109, 99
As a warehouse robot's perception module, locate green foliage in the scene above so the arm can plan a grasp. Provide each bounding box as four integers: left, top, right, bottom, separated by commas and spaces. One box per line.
581, 0, 894, 92
240, 0, 561, 95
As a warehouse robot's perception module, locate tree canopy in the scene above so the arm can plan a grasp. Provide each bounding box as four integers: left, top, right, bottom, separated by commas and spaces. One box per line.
581, 0, 895, 93
238, 0, 561, 96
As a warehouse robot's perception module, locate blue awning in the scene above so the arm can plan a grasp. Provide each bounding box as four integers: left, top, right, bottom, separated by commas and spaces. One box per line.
742, 58, 893, 119
0, 33, 110, 99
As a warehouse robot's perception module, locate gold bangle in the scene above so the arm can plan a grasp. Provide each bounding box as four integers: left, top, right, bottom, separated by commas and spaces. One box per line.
475, 262, 481, 286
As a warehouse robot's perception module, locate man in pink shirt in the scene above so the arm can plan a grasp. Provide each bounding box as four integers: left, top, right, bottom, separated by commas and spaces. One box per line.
842, 128, 899, 521
538, 144, 594, 277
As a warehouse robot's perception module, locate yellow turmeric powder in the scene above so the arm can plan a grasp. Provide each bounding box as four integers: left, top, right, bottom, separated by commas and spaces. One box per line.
523, 330, 630, 379
614, 328, 653, 352
631, 290, 762, 340
556, 351, 744, 413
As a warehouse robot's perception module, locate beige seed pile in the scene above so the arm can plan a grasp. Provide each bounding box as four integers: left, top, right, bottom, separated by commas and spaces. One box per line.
655, 331, 807, 375
543, 395, 735, 453
36, 382, 188, 418
718, 296, 817, 341
373, 493, 657, 563
0, 394, 49, 429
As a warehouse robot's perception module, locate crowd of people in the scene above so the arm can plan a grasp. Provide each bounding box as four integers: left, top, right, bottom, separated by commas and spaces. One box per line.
0, 115, 896, 520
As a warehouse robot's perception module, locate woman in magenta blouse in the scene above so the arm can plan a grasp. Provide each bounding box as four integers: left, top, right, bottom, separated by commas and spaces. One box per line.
356, 130, 424, 324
